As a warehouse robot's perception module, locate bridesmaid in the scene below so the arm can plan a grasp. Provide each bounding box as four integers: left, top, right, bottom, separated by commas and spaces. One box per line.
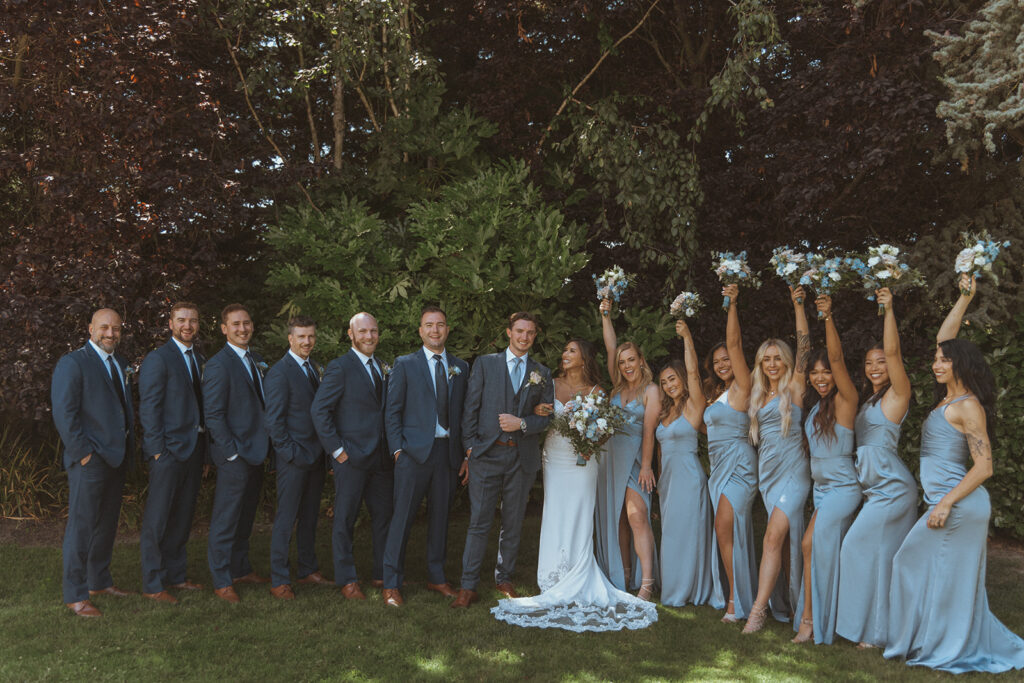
742, 285, 811, 633
884, 275, 1024, 673
597, 298, 660, 599
655, 319, 716, 607
835, 287, 917, 649
704, 283, 758, 622
791, 295, 862, 644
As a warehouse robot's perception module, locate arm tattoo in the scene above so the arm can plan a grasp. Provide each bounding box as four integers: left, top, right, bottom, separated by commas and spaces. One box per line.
964, 417, 992, 463
795, 332, 811, 373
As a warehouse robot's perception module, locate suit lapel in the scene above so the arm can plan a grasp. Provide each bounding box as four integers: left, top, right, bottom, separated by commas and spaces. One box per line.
166, 341, 193, 384
83, 344, 123, 406
227, 346, 259, 399
500, 354, 515, 412
516, 357, 536, 415
348, 349, 377, 398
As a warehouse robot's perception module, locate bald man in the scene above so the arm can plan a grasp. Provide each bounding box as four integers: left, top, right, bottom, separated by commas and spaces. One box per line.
51, 308, 137, 617
311, 312, 393, 599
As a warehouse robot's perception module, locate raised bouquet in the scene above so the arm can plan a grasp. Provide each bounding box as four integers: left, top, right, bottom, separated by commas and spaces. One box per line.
769, 246, 812, 303
712, 251, 760, 310
594, 266, 630, 316
805, 254, 865, 319
552, 392, 628, 466
669, 291, 704, 320
954, 231, 1010, 295
858, 244, 926, 315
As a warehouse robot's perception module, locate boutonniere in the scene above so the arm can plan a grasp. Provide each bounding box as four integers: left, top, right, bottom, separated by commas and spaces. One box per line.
124, 364, 139, 385
199, 362, 206, 379
527, 370, 545, 387
256, 360, 269, 377
448, 365, 462, 379
316, 364, 325, 380
380, 362, 392, 377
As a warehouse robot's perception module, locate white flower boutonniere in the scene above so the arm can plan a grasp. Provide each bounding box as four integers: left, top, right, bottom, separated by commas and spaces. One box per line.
124, 364, 138, 385
316, 364, 325, 380
380, 362, 392, 377
527, 371, 544, 387
448, 365, 462, 379
256, 361, 269, 377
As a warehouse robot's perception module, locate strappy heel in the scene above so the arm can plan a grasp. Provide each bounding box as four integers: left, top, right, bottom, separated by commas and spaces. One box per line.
741, 603, 769, 634
637, 578, 655, 602
721, 599, 740, 624
791, 617, 814, 643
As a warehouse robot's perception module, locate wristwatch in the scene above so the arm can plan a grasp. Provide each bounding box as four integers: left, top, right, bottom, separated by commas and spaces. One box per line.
519, 419, 527, 432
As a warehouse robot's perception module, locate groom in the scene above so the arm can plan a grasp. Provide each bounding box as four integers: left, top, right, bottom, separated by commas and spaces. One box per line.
452, 312, 553, 608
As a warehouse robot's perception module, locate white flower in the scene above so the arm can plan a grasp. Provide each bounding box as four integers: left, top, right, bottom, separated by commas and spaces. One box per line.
974, 255, 986, 267
783, 262, 798, 275
876, 269, 892, 279
973, 244, 984, 253
829, 271, 841, 282
867, 256, 880, 267
596, 418, 607, 429
954, 248, 975, 273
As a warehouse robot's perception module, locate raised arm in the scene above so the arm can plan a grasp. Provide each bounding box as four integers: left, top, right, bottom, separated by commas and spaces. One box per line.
937, 273, 976, 343
789, 285, 810, 401
928, 398, 993, 529
816, 295, 857, 426
876, 288, 911, 421
676, 319, 706, 419
637, 383, 662, 493
600, 298, 618, 381
724, 283, 751, 398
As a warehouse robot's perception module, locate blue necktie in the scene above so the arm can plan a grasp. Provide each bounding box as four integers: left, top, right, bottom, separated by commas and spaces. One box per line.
512, 357, 523, 393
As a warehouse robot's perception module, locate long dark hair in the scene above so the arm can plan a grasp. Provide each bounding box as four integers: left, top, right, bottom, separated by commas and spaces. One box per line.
861, 341, 890, 407
702, 341, 728, 402
554, 338, 603, 388
658, 358, 690, 421
934, 339, 997, 447
803, 348, 838, 444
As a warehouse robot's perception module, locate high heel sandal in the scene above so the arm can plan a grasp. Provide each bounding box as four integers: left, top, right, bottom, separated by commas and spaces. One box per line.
637, 579, 655, 602
741, 604, 769, 634
721, 599, 740, 624
791, 617, 814, 644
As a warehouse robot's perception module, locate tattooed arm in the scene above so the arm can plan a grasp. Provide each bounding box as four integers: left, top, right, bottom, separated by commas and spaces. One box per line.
928, 397, 993, 529
789, 285, 810, 403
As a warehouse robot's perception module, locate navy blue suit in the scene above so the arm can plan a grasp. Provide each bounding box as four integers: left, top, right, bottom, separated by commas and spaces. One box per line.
203, 343, 269, 589
311, 349, 393, 586
51, 343, 136, 603
138, 339, 206, 593
382, 348, 468, 589
264, 352, 326, 588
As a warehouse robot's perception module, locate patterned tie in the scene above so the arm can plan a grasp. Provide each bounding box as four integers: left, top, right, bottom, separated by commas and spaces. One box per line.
303, 360, 320, 391
185, 348, 204, 426
245, 351, 265, 407
107, 356, 130, 431
511, 357, 523, 393
368, 359, 383, 405
433, 354, 449, 431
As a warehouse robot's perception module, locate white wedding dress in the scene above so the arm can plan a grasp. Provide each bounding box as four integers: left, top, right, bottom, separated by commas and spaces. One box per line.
491, 398, 658, 632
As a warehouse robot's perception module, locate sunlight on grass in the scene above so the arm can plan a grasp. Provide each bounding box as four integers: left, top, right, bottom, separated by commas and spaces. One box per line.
658, 606, 699, 621
466, 647, 523, 665
413, 654, 450, 676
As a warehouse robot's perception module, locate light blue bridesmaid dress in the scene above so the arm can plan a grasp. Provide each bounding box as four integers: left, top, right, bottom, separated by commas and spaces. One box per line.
704, 390, 758, 618
793, 402, 862, 644
756, 396, 811, 622
656, 414, 716, 607
595, 394, 654, 591
884, 396, 1024, 673
835, 397, 917, 647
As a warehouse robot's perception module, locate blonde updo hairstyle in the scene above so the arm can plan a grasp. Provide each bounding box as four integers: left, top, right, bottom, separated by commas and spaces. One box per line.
748, 338, 796, 445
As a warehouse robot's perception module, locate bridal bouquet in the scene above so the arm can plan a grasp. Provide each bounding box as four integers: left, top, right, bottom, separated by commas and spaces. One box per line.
594, 266, 630, 305
669, 291, 704, 319
954, 232, 1010, 294
712, 251, 760, 310
769, 246, 812, 303
552, 392, 628, 466
805, 254, 865, 318
858, 244, 926, 315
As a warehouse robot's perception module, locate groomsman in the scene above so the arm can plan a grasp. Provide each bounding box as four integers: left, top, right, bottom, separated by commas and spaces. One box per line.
311, 312, 393, 600
204, 303, 270, 602
381, 305, 468, 606
138, 302, 206, 604
452, 312, 552, 608
263, 315, 329, 599
51, 308, 137, 617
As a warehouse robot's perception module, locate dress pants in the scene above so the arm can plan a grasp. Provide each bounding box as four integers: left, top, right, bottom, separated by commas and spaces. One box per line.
382, 438, 452, 589
62, 455, 126, 603
270, 455, 326, 587
207, 458, 263, 589
139, 440, 204, 593
330, 452, 393, 586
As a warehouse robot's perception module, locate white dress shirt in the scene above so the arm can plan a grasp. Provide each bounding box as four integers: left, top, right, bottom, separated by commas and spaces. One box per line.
89, 339, 124, 386
505, 347, 528, 392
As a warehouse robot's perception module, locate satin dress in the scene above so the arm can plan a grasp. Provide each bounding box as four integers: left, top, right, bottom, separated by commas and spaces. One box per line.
656, 414, 716, 607
704, 389, 758, 618
756, 396, 811, 622
793, 403, 862, 644
835, 398, 917, 647
884, 397, 1024, 673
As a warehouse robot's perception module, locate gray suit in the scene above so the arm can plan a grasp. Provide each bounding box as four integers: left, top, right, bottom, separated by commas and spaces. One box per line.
459, 351, 552, 590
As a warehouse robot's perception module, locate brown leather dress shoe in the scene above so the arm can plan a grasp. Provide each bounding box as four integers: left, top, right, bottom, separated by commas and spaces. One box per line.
214, 586, 240, 603
66, 600, 102, 617
495, 582, 520, 599
143, 591, 179, 604
168, 580, 204, 591
270, 584, 295, 600
450, 589, 479, 609
382, 588, 403, 607
341, 582, 367, 600
232, 572, 269, 585
89, 585, 135, 597
426, 582, 457, 598
298, 571, 330, 585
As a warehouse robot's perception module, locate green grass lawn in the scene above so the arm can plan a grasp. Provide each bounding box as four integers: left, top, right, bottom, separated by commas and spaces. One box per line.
2, 508, 1023, 682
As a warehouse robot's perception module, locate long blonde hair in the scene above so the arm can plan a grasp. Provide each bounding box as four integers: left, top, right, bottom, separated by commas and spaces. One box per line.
748, 338, 795, 445
612, 341, 654, 404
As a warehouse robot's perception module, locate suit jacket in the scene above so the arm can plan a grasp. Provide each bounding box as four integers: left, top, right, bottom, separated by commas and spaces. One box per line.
264, 352, 324, 468
311, 349, 387, 470
203, 344, 269, 466
51, 344, 136, 469
461, 351, 553, 474
385, 348, 468, 470
138, 340, 203, 462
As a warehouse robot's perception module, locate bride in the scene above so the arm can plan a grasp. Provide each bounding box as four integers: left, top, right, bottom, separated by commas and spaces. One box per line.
491, 338, 658, 632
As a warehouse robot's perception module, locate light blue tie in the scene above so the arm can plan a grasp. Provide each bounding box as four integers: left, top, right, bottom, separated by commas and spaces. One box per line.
512, 357, 523, 392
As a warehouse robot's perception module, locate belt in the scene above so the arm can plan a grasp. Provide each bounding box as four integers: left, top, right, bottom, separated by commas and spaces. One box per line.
494, 438, 517, 448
